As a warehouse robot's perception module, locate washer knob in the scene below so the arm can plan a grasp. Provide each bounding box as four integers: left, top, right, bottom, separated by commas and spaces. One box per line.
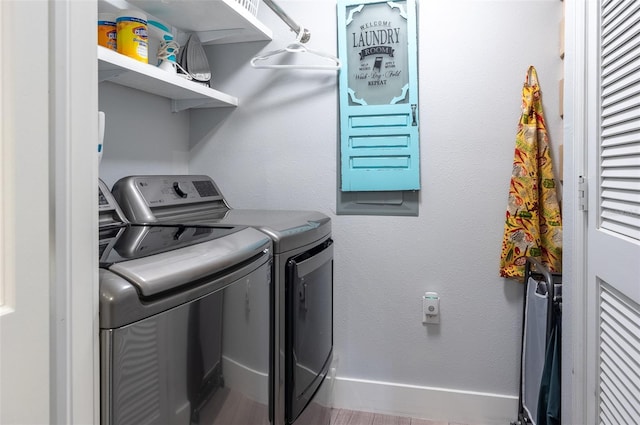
173, 182, 188, 198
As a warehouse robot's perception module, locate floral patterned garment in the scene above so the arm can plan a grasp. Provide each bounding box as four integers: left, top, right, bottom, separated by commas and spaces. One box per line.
499, 66, 563, 280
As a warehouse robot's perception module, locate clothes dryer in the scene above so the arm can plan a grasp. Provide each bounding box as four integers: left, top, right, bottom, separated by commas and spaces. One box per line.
111, 175, 333, 425
98, 180, 272, 425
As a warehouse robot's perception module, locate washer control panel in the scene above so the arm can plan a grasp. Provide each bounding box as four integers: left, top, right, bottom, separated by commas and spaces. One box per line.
114, 175, 226, 208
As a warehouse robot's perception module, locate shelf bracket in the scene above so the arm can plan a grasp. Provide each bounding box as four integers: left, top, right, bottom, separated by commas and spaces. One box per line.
171, 98, 236, 112
172, 99, 209, 112
197, 28, 250, 45
98, 68, 127, 83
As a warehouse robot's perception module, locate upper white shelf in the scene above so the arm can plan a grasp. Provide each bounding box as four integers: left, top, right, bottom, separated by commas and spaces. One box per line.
98, 46, 238, 111
101, 0, 273, 45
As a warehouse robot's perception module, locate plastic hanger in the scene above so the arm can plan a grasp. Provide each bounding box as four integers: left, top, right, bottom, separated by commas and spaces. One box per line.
250, 26, 341, 70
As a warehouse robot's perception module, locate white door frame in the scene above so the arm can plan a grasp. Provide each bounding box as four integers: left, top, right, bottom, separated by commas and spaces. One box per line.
50, 0, 99, 423
563, 0, 589, 423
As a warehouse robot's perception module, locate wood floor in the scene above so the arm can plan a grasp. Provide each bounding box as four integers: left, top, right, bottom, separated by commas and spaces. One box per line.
191, 384, 465, 425
330, 409, 468, 425
192, 386, 469, 425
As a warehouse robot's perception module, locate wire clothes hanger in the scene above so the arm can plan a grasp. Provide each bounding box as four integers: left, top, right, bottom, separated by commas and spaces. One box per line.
250, 25, 341, 71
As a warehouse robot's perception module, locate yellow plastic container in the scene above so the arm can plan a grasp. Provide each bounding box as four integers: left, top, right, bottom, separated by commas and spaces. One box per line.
116, 10, 148, 63
98, 13, 117, 51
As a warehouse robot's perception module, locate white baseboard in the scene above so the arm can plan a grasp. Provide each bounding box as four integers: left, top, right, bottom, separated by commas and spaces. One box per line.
330, 376, 518, 425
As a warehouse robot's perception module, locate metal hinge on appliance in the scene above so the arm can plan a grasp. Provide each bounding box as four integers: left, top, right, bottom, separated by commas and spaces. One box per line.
578, 176, 588, 211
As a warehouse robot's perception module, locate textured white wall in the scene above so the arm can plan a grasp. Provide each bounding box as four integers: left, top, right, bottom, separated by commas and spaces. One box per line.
190, 0, 563, 405
98, 82, 191, 188
101, 0, 564, 421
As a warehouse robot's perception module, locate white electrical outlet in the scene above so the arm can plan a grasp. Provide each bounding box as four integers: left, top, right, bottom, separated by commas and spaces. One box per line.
422, 292, 440, 324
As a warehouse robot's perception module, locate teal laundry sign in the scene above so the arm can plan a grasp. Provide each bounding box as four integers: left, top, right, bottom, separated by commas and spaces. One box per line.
338, 0, 420, 191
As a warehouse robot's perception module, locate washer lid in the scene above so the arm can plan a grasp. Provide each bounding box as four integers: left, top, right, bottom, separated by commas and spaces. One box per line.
141, 209, 331, 253
221, 209, 331, 251
103, 225, 270, 297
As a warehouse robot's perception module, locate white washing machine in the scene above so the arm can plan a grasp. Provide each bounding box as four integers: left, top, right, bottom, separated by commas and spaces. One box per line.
111, 175, 334, 425
98, 180, 273, 425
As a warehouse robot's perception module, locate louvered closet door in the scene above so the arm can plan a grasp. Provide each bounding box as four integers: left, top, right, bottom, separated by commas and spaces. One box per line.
588, 0, 640, 423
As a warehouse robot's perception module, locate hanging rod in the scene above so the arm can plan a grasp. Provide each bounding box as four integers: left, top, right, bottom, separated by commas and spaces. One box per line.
262, 0, 311, 43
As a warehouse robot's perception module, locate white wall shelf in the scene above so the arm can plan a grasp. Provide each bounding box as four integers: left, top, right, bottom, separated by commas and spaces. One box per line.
98, 46, 238, 111
97, 0, 274, 110
102, 0, 273, 45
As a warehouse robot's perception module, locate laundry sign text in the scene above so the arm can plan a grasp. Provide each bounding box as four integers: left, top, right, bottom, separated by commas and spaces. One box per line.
352, 26, 401, 48
345, 2, 409, 105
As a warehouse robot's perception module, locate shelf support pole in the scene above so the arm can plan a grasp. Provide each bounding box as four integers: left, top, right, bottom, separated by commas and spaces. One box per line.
262, 0, 311, 43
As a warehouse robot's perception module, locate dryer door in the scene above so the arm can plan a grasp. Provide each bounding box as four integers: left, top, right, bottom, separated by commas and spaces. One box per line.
285, 239, 334, 424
